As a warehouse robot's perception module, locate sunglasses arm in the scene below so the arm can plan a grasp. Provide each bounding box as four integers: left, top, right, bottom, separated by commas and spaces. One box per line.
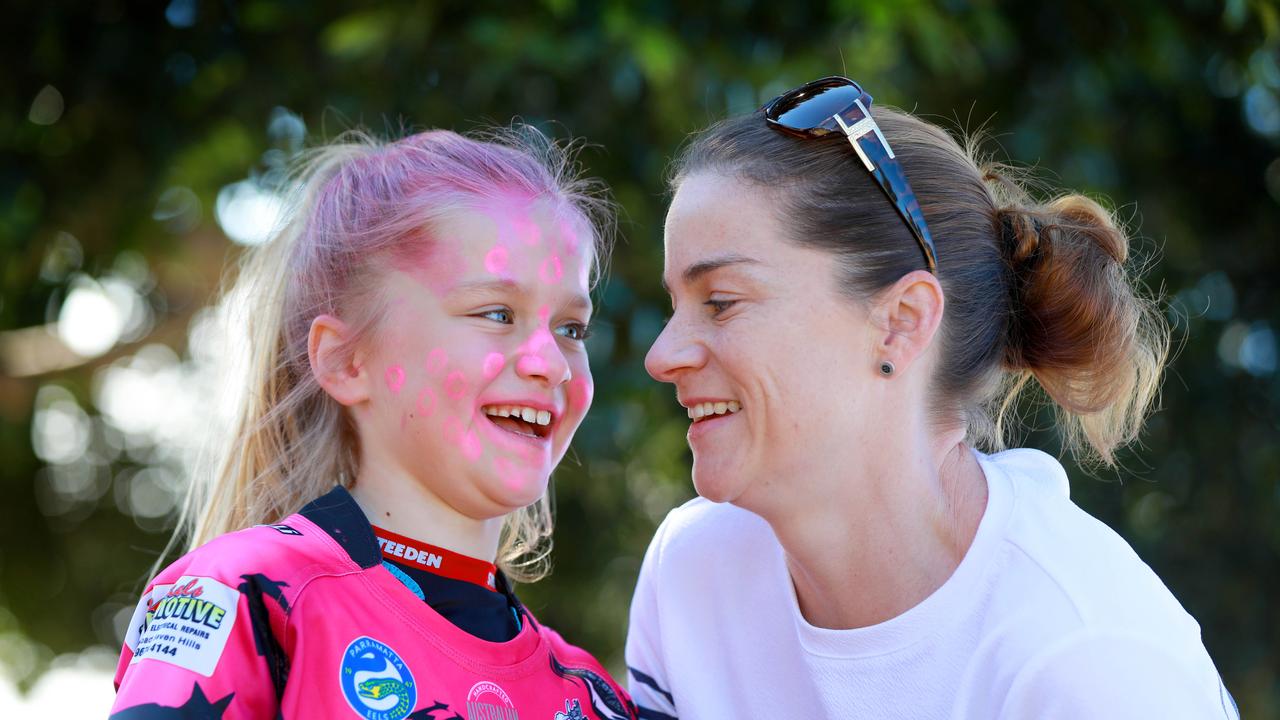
832, 98, 894, 173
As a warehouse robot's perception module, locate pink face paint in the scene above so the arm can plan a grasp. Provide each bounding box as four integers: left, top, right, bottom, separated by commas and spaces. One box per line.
494, 456, 532, 491
483, 245, 509, 275
539, 255, 563, 284
516, 354, 549, 376
482, 352, 506, 379
520, 326, 554, 355
537, 306, 550, 322
415, 387, 437, 417
460, 430, 482, 461
384, 365, 406, 394
444, 371, 469, 400
514, 323, 556, 377
425, 348, 448, 375
568, 376, 594, 414
512, 214, 541, 246
411, 239, 467, 298
557, 216, 581, 256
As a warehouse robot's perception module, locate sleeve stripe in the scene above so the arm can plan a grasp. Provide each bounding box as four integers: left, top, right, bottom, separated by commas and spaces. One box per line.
637, 708, 679, 720
628, 665, 675, 706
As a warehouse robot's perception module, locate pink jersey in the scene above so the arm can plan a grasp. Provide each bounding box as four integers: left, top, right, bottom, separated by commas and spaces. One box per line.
110, 487, 636, 720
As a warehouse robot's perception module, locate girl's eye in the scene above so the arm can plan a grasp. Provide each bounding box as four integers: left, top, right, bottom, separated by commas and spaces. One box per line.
478, 308, 513, 324
556, 322, 592, 341
705, 299, 737, 315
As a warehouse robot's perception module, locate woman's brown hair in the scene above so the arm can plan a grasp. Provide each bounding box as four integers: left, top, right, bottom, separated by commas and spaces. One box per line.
671, 106, 1169, 466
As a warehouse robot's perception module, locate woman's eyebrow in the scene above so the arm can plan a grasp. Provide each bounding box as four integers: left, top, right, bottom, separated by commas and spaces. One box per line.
661, 253, 761, 294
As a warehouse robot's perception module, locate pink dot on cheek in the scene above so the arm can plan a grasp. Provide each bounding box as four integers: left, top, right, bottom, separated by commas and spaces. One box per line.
482, 352, 505, 380
460, 431, 482, 461
444, 371, 469, 400
483, 245, 509, 275
425, 348, 448, 375
538, 255, 563, 284
415, 387, 437, 417
568, 377, 594, 414
384, 365, 405, 394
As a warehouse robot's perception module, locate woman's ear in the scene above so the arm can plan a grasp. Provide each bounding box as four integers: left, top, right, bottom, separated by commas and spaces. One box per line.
871, 270, 946, 375
309, 314, 370, 407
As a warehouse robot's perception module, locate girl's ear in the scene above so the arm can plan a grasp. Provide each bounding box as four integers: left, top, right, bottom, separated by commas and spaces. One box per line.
309, 314, 371, 406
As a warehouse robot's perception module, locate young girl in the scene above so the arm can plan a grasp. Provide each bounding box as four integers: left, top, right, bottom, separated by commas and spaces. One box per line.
110, 128, 636, 720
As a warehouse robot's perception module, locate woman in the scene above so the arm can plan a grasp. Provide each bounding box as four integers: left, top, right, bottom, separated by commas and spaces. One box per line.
626, 77, 1236, 719
110, 128, 635, 719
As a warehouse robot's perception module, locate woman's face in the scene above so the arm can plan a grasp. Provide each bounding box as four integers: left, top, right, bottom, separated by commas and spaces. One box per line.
358, 198, 595, 520
646, 172, 881, 509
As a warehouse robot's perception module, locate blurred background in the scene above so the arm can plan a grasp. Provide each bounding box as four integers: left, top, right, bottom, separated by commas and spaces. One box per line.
3, 1, 1278, 716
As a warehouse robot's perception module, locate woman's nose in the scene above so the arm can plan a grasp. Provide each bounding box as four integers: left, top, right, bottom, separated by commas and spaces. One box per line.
645, 315, 705, 383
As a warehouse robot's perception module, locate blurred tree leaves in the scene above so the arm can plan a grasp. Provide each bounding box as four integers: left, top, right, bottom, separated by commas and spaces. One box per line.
2, 0, 1278, 713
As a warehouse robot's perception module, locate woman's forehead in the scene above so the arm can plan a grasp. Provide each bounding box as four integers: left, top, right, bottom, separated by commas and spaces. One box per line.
664, 174, 786, 277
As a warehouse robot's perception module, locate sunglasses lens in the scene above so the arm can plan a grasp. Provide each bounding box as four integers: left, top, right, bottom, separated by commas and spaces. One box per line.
771, 82, 863, 131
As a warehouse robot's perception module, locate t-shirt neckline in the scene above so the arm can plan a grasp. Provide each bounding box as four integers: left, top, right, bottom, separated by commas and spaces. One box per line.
784, 447, 1017, 659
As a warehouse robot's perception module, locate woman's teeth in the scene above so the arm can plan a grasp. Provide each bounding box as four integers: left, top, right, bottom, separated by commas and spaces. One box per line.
688, 400, 741, 420
482, 405, 553, 426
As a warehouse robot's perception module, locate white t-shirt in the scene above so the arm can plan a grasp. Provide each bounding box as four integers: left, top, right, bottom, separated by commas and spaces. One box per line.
625, 448, 1238, 719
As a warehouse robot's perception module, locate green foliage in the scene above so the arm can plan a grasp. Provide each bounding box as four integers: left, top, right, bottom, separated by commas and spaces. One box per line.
2, 0, 1277, 713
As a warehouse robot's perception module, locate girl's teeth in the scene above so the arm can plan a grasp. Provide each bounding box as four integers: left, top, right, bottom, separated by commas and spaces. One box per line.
482, 405, 554, 427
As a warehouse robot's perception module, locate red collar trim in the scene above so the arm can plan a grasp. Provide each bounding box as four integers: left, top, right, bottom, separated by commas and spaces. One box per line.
371, 525, 498, 591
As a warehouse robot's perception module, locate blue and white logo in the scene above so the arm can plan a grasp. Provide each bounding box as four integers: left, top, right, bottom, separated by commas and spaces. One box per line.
339, 635, 417, 720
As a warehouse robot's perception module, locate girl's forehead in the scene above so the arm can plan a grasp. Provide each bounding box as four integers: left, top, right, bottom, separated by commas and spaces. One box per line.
412, 200, 593, 294
440, 198, 587, 251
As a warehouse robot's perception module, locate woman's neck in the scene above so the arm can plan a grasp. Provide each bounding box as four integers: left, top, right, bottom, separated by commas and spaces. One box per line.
766, 440, 988, 630
349, 456, 504, 563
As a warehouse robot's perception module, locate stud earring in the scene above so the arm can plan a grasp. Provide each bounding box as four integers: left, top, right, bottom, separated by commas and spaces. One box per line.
879, 361, 895, 376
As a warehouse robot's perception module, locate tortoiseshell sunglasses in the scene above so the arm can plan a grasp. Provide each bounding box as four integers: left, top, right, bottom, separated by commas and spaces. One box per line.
763, 76, 940, 273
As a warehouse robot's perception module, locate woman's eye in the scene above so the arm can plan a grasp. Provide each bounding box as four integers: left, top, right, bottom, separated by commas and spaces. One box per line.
556, 322, 592, 341
705, 299, 737, 315
478, 308, 513, 324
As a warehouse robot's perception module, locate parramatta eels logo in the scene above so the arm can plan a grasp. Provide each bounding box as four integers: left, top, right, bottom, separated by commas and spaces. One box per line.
339, 636, 417, 720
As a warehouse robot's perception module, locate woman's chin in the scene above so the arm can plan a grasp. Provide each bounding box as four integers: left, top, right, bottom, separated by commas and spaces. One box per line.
690, 461, 747, 504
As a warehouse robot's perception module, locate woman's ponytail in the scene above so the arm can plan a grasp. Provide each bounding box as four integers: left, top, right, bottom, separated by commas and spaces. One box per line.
993, 193, 1169, 465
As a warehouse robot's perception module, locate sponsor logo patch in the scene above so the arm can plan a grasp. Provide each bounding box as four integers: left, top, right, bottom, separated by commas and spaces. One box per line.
260, 523, 302, 536
466, 680, 518, 720
126, 575, 239, 677
340, 636, 417, 720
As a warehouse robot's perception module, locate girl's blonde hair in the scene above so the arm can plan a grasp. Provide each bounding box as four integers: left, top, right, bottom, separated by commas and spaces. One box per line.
174, 127, 611, 583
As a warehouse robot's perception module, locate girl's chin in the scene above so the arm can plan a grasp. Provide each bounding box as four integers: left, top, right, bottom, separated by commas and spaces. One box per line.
489, 457, 552, 503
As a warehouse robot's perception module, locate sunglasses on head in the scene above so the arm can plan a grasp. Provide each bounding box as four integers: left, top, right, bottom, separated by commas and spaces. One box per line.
762, 76, 939, 273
